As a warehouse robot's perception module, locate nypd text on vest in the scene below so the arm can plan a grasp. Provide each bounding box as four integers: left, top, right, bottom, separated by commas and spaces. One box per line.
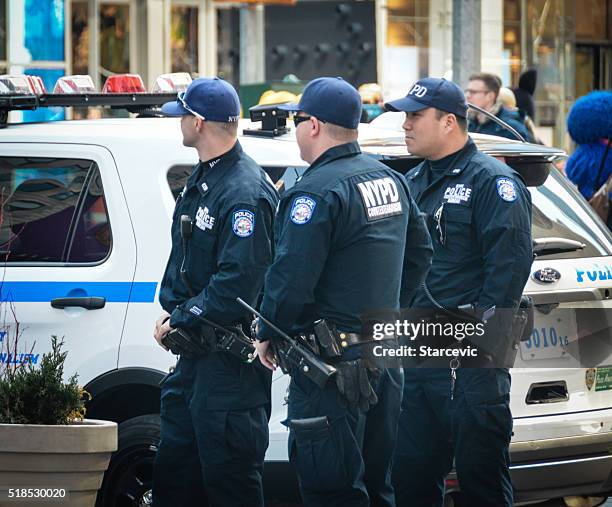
357, 177, 403, 221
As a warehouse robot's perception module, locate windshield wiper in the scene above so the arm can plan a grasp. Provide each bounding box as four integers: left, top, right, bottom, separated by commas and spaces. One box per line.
533, 237, 586, 256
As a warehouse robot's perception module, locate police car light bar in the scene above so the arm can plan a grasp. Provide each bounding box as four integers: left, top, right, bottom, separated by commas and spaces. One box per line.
244, 104, 290, 138
0, 72, 195, 128
0, 92, 178, 128
102, 74, 146, 94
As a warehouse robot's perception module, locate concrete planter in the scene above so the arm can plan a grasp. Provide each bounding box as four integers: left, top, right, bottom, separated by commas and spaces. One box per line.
0, 419, 117, 506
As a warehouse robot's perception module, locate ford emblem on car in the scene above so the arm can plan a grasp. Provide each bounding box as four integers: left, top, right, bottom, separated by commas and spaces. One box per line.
532, 267, 562, 284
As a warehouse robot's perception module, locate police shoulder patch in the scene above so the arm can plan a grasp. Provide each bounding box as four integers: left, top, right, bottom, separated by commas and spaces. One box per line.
290, 196, 316, 225
496, 177, 517, 202
232, 209, 255, 237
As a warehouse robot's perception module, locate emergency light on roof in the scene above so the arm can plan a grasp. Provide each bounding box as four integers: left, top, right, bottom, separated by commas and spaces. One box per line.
0, 75, 46, 95
151, 73, 192, 93
102, 74, 146, 94
53, 75, 96, 94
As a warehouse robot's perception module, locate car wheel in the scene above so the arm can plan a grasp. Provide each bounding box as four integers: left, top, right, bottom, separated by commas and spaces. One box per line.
96, 414, 160, 507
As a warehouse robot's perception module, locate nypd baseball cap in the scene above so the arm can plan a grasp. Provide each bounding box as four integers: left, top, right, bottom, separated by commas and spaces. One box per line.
161, 77, 241, 122
384, 77, 467, 118
279, 77, 362, 129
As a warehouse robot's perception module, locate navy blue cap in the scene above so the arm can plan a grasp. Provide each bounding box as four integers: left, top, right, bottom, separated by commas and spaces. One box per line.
279, 77, 362, 129
384, 78, 467, 118
161, 77, 241, 122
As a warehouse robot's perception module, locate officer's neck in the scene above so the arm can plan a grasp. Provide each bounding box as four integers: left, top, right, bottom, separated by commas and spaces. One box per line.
195, 137, 237, 164
427, 134, 469, 162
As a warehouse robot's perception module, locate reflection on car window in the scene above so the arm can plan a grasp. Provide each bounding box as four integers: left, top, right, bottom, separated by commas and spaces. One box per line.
0, 157, 111, 263
530, 170, 612, 259
67, 170, 111, 263
167, 165, 191, 200
276, 167, 307, 193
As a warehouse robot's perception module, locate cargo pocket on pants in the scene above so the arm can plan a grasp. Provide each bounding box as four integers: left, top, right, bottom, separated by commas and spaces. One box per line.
225, 407, 269, 464
289, 415, 361, 493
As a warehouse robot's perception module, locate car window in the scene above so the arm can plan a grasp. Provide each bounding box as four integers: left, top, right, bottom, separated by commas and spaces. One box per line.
167, 165, 191, 200
0, 157, 111, 264
530, 169, 612, 259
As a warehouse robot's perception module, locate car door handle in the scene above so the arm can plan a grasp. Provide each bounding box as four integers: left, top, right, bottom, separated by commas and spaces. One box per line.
51, 297, 106, 310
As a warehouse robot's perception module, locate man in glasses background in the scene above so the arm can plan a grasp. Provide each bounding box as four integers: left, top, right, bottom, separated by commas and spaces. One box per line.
465, 72, 534, 143
385, 77, 532, 507
152, 77, 278, 506
255, 76, 432, 506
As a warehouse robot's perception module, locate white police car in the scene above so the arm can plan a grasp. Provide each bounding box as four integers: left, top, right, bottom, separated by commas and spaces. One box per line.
1, 74, 611, 506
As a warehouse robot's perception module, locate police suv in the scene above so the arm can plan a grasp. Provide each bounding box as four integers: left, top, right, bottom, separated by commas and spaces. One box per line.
1, 73, 612, 507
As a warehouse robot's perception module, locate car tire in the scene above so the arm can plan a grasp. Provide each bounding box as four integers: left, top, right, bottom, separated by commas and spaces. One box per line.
96, 414, 160, 507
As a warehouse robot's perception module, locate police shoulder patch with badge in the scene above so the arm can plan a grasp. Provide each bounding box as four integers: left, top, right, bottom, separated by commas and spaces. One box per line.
290, 196, 316, 225
496, 177, 517, 202
232, 209, 255, 237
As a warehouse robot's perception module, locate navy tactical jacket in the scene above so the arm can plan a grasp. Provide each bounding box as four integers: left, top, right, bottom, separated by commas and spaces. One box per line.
468, 106, 534, 143
159, 141, 278, 410
406, 138, 532, 315
259, 141, 433, 342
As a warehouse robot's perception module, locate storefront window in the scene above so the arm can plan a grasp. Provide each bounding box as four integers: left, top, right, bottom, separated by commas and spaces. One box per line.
384, 0, 431, 100
99, 3, 130, 82
575, 0, 609, 41
503, 0, 522, 85
0, 0, 6, 62
525, 0, 574, 148
71, 1, 89, 75
171, 6, 198, 74
22, 69, 65, 122
25, 0, 65, 61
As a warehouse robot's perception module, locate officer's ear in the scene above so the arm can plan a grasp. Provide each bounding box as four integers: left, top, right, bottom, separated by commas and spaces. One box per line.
444, 113, 457, 133
310, 117, 323, 137
194, 117, 205, 132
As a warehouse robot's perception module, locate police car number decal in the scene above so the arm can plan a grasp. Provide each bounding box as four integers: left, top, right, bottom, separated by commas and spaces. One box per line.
496, 178, 517, 202
443, 184, 472, 204
356, 177, 403, 221
290, 196, 316, 225
232, 210, 255, 237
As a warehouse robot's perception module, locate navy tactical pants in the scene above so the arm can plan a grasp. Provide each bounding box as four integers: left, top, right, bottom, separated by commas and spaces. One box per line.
392, 368, 513, 507
286, 367, 403, 507
152, 357, 269, 507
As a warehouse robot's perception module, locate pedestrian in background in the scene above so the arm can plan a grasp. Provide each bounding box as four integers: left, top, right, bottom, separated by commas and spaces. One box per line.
512, 68, 537, 122
386, 77, 533, 507
152, 77, 278, 506
256, 76, 432, 507
466, 72, 534, 143
565, 90, 612, 229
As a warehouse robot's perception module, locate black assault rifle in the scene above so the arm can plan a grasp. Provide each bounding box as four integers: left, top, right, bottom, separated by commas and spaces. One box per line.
236, 298, 337, 388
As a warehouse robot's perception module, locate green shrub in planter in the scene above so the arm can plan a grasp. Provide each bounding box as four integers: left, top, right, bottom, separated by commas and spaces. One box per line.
0, 336, 88, 424
0, 335, 117, 507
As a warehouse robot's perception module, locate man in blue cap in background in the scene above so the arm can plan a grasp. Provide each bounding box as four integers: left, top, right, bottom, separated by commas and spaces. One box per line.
255, 76, 432, 506
152, 77, 278, 506
385, 78, 532, 506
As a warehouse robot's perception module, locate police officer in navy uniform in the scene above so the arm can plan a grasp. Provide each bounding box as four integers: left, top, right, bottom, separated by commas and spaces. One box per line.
152, 78, 278, 506
385, 78, 532, 506
255, 77, 433, 507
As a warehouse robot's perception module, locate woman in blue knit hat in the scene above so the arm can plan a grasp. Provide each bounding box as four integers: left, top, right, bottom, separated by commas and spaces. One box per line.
564, 90, 612, 229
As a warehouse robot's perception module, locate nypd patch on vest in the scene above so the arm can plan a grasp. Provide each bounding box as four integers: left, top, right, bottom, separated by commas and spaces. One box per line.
443, 184, 472, 204
496, 178, 517, 202
232, 210, 255, 237
291, 196, 316, 225
356, 177, 403, 221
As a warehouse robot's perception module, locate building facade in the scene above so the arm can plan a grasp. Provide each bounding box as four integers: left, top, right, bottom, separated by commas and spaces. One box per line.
1, 0, 610, 148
